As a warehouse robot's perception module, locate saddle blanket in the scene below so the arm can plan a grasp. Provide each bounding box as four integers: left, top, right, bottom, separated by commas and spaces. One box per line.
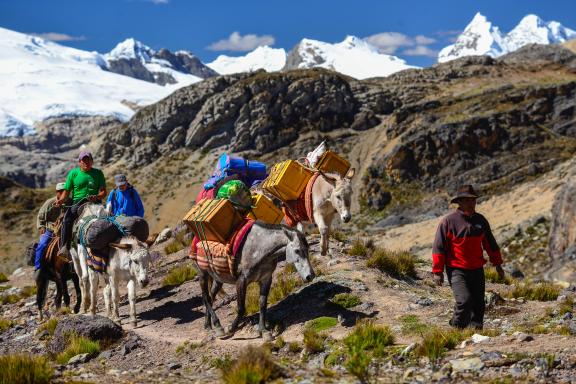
189, 218, 255, 279
86, 247, 109, 273
282, 173, 319, 227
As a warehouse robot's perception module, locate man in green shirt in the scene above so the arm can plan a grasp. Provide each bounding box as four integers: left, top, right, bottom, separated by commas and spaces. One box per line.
56, 151, 106, 258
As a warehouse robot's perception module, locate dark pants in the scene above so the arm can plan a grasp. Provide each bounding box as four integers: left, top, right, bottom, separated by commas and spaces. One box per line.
446, 267, 485, 329
59, 200, 84, 251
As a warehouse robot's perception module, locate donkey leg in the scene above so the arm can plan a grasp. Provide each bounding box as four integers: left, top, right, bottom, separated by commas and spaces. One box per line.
103, 283, 111, 318
88, 269, 99, 316
258, 277, 273, 337
109, 275, 121, 322
200, 274, 212, 330
127, 279, 138, 327
35, 270, 48, 321
209, 281, 223, 304
228, 277, 247, 335
200, 275, 224, 336
53, 273, 64, 311
71, 272, 81, 314
61, 276, 71, 309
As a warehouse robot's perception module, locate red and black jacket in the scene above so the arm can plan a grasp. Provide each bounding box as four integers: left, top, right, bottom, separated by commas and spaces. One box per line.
432, 209, 503, 273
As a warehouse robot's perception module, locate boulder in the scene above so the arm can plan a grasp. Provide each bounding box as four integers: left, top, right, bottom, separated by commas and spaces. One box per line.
48, 315, 123, 355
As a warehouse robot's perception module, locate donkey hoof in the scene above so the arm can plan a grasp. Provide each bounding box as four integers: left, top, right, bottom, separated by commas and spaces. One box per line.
262, 330, 273, 341
131, 321, 138, 328
215, 327, 226, 338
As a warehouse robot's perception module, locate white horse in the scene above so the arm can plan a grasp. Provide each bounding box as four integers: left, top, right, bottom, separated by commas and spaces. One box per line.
298, 168, 355, 256
71, 203, 151, 326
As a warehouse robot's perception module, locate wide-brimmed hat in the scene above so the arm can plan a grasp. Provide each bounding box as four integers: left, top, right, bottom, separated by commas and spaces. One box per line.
450, 185, 479, 204
114, 174, 128, 187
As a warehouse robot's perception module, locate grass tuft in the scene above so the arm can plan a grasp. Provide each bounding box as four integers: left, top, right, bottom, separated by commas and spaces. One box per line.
366, 248, 418, 278
504, 281, 560, 301
416, 327, 471, 362
222, 346, 281, 384
164, 240, 185, 255
348, 238, 368, 257
246, 274, 301, 315
56, 334, 100, 365
0, 272, 8, 283
331, 293, 361, 309
0, 354, 53, 384
330, 231, 347, 242
162, 264, 197, 287
485, 268, 513, 285
400, 314, 427, 335
37, 318, 58, 336
303, 327, 327, 354
305, 317, 338, 332
0, 317, 14, 332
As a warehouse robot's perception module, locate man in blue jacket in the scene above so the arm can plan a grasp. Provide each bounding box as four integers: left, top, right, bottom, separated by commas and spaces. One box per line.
106, 174, 145, 217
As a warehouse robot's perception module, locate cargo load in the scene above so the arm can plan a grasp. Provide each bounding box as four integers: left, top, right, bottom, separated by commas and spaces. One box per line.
315, 150, 351, 177
262, 160, 314, 201
183, 198, 243, 243
216, 180, 252, 209
247, 193, 283, 224
84, 216, 149, 250
204, 154, 268, 189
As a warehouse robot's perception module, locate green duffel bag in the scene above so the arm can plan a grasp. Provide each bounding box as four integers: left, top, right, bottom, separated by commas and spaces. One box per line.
216, 180, 252, 210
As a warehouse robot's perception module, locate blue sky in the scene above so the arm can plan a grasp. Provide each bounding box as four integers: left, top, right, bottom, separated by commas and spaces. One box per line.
1, 0, 575, 67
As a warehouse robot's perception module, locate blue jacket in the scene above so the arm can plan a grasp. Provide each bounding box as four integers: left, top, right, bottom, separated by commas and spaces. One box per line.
106, 186, 144, 217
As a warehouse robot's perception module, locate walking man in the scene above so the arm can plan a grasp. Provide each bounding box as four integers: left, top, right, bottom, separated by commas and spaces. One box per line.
432, 185, 505, 329
56, 151, 106, 258
106, 174, 145, 217
35, 182, 70, 270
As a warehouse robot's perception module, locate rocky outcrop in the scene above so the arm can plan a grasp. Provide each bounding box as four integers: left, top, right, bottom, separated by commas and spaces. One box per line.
154, 49, 218, 79
549, 163, 576, 262
101, 69, 378, 166
0, 116, 122, 188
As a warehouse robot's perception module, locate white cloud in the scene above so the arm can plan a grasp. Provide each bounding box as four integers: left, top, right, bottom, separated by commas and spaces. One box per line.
30, 32, 86, 42
207, 31, 275, 52
364, 32, 413, 54
402, 45, 438, 57
364, 32, 437, 57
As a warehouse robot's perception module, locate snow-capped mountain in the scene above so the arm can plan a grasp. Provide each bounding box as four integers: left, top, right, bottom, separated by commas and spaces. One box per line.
104, 38, 217, 85
0, 27, 202, 136
439, 13, 576, 62
284, 36, 416, 79
207, 46, 286, 75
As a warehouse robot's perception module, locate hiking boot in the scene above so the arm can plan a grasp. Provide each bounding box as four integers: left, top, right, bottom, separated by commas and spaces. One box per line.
57, 247, 70, 261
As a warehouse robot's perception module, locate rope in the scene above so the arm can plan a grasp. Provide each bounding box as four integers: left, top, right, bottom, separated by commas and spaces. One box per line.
104, 215, 127, 237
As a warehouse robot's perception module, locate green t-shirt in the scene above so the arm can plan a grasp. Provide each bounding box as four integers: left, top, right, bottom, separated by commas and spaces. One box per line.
64, 167, 106, 203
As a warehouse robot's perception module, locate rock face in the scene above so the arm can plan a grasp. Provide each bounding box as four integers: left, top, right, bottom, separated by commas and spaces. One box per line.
549, 163, 576, 270
48, 315, 123, 354
0, 115, 122, 188
100, 69, 377, 166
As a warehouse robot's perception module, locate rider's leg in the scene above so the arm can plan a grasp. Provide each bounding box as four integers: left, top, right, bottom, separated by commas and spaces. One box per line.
35, 230, 53, 270
59, 205, 79, 256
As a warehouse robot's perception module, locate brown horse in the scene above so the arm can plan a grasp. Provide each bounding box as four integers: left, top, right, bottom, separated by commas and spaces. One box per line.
35, 228, 81, 321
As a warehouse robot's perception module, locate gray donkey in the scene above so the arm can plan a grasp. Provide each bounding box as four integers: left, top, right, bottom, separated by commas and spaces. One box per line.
194, 222, 315, 338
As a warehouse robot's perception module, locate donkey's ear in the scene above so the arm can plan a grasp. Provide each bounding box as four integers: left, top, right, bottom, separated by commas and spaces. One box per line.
345, 168, 356, 179
109, 243, 132, 250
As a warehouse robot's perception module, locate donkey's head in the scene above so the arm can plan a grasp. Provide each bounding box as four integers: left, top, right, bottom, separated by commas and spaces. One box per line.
109, 237, 151, 288
324, 168, 355, 223
285, 229, 315, 283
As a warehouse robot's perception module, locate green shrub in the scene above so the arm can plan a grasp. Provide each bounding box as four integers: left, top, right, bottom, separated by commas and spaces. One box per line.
222, 346, 281, 384
162, 264, 197, 287
331, 231, 347, 242
485, 268, 513, 285
288, 342, 302, 353
305, 317, 338, 332
176, 341, 201, 355
211, 354, 233, 370
37, 318, 58, 336
0, 318, 13, 332
303, 328, 327, 354
345, 348, 370, 383
1, 294, 20, 305
0, 272, 8, 283
400, 315, 427, 335
416, 328, 470, 362
0, 354, 53, 384
331, 293, 361, 309
505, 282, 560, 301
344, 321, 395, 358
164, 240, 185, 255
366, 248, 418, 278
348, 238, 368, 257
558, 296, 574, 315
20, 285, 37, 298
56, 334, 100, 364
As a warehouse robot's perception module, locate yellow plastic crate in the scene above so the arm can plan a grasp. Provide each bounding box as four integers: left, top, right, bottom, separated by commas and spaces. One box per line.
262, 160, 313, 201
183, 198, 243, 243
316, 151, 351, 177
247, 193, 283, 224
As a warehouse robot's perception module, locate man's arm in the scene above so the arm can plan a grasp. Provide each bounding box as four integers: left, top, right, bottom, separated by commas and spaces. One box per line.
481, 216, 505, 279
37, 199, 50, 233
432, 219, 448, 286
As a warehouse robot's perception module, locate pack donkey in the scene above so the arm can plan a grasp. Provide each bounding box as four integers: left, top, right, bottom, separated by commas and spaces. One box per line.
301, 168, 355, 256
70, 203, 151, 326
193, 222, 315, 338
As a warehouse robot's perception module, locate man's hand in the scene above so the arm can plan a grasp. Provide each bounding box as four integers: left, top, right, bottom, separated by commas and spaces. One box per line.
40, 228, 45, 235
495, 265, 505, 280
54, 199, 63, 207
433, 272, 444, 286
